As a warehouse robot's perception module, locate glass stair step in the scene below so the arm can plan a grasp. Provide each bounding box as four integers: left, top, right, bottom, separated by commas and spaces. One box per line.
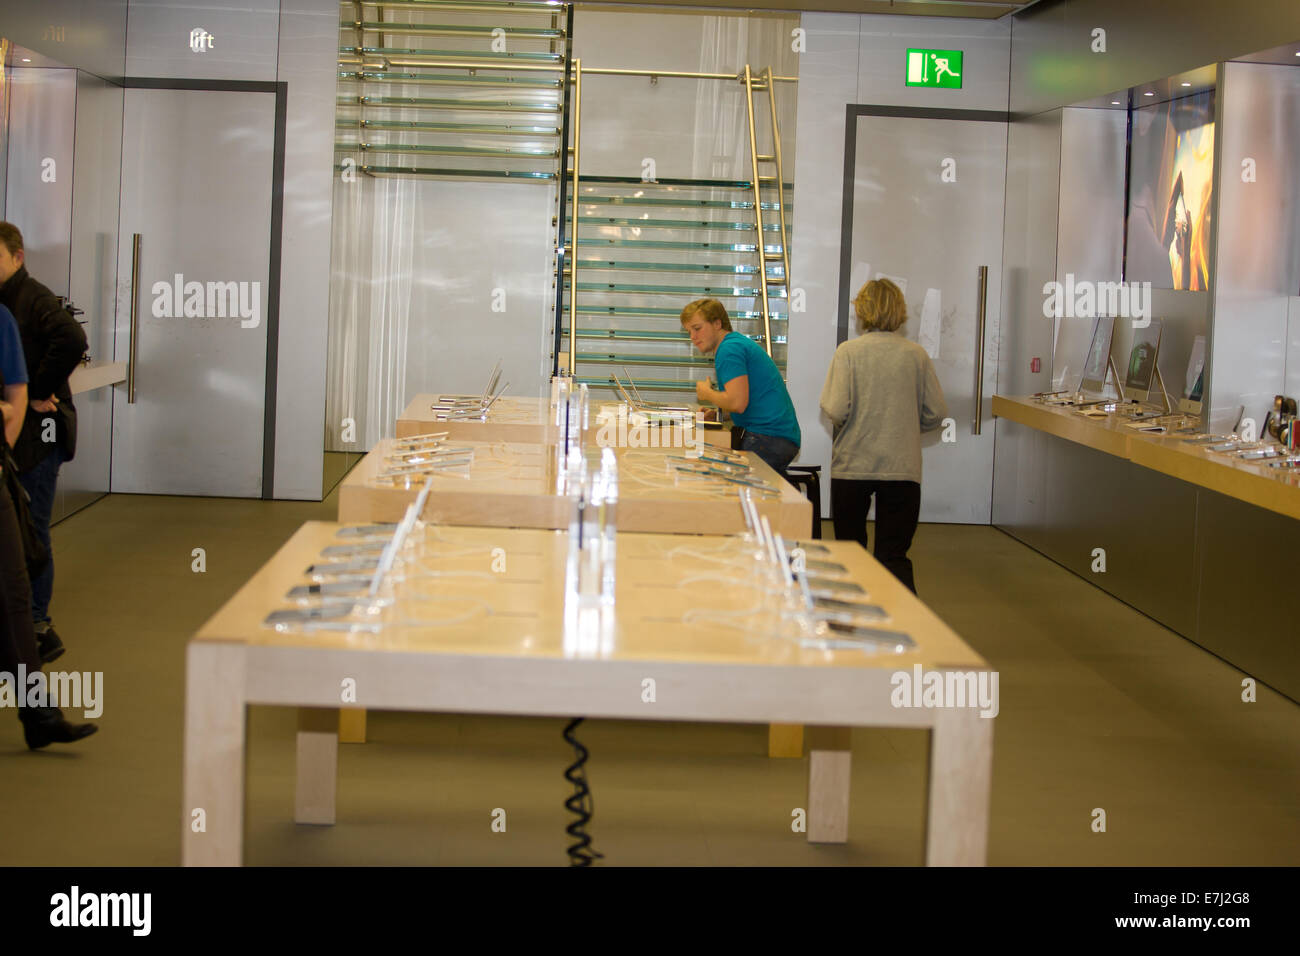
340, 71, 562, 89
573, 260, 783, 277
568, 305, 788, 321
339, 142, 559, 157
562, 328, 787, 345
342, 163, 556, 180
343, 95, 561, 113
574, 238, 782, 254
567, 215, 781, 231
569, 195, 788, 212
567, 173, 794, 190
338, 119, 560, 135
341, 46, 565, 65
572, 353, 712, 368
567, 281, 788, 298
342, 21, 566, 40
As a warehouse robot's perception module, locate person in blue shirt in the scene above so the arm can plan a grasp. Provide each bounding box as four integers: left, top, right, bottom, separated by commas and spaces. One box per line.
0, 305, 27, 449
0, 304, 96, 749
682, 298, 801, 479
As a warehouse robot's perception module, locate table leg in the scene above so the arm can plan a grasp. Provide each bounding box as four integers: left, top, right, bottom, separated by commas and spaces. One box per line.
924, 707, 993, 866
805, 725, 852, 843
296, 707, 339, 825
339, 707, 367, 743
768, 722, 804, 758
182, 642, 247, 866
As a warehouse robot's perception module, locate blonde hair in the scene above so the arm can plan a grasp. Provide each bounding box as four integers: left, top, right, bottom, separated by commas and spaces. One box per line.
679, 298, 732, 331
854, 278, 907, 332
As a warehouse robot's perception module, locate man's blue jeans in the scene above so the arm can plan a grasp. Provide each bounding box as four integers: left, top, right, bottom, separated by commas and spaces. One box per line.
738, 430, 800, 482
17, 446, 63, 625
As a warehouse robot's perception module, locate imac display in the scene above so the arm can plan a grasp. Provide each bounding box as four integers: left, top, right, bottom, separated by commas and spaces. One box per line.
1078, 315, 1117, 395
1179, 335, 1206, 415
1124, 319, 1164, 404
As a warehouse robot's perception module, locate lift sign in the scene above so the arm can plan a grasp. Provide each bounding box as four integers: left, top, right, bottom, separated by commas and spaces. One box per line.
906, 49, 963, 89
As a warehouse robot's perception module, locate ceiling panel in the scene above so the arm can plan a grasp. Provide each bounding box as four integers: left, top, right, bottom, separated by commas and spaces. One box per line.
576, 1, 1035, 21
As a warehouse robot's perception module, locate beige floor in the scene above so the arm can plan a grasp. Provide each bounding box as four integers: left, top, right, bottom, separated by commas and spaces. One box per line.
2, 470, 1297, 866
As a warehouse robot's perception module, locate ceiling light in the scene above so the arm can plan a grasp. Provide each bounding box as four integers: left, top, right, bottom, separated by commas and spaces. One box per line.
1181, 82, 1191, 87
21, 57, 30, 63
1111, 101, 1120, 105
1144, 91, 1154, 96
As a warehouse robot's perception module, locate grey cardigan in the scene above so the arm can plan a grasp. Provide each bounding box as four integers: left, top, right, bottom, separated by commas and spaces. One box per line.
818, 330, 949, 483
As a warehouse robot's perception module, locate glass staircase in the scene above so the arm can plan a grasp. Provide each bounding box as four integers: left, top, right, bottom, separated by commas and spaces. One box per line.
335, 0, 573, 181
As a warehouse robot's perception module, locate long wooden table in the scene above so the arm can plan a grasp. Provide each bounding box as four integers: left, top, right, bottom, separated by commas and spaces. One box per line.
339, 439, 812, 537
182, 522, 994, 866
338, 439, 812, 754
992, 394, 1300, 520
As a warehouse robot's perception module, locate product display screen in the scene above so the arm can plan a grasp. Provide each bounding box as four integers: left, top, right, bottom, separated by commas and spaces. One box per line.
1125, 320, 1163, 395
1079, 315, 1116, 394
1125, 91, 1215, 291
1184, 335, 1206, 401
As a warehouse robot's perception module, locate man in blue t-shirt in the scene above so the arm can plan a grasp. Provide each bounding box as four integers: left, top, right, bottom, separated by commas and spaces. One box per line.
681, 298, 801, 478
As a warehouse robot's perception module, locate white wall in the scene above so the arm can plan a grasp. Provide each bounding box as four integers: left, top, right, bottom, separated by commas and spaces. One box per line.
273, 0, 339, 498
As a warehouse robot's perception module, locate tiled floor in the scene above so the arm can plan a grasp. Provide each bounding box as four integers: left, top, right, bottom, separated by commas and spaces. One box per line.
2, 485, 1296, 866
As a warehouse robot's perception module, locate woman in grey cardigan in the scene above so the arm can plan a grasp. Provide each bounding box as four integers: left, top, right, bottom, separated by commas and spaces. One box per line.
819, 279, 948, 594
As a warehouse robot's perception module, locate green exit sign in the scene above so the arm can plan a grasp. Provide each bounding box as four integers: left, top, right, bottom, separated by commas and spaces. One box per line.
906, 48, 964, 89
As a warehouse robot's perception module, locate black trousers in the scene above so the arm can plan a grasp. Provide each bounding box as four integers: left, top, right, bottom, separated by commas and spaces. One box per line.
830, 478, 922, 594
0, 474, 41, 676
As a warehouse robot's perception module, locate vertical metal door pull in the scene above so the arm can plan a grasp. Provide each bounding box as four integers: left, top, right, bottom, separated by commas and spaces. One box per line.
127, 233, 141, 404
972, 265, 988, 435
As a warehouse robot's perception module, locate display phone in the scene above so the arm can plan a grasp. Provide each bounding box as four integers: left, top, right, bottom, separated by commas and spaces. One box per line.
813, 595, 887, 621
796, 573, 865, 595
820, 621, 916, 651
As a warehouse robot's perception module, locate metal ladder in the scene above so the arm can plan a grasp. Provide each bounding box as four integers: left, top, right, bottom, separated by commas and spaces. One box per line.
741, 65, 792, 360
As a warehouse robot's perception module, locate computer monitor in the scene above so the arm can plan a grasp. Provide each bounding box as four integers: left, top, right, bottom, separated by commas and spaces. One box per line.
1077, 315, 1116, 396
1124, 319, 1163, 404
1178, 334, 1206, 415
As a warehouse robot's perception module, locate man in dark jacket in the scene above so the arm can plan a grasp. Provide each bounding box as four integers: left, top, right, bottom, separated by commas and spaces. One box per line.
0, 222, 88, 663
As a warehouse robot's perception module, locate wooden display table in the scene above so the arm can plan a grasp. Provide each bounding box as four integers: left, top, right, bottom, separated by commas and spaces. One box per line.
337, 439, 811, 753
992, 394, 1300, 520
396, 395, 556, 444
396, 393, 730, 447
339, 439, 812, 537
182, 522, 994, 866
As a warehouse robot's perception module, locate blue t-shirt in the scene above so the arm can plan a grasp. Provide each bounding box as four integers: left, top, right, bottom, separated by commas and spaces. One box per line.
714, 332, 800, 446
0, 306, 27, 388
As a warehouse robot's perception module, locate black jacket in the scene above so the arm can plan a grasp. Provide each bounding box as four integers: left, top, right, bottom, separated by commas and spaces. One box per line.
0, 266, 87, 472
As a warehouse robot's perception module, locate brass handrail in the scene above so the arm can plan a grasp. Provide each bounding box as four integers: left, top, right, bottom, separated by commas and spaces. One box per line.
741, 65, 772, 358
567, 57, 582, 376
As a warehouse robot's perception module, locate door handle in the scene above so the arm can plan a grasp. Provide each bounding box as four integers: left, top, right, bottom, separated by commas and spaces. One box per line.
127, 233, 141, 404
972, 265, 988, 436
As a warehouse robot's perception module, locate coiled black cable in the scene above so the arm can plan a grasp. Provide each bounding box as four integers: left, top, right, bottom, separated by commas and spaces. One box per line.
562, 717, 604, 867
